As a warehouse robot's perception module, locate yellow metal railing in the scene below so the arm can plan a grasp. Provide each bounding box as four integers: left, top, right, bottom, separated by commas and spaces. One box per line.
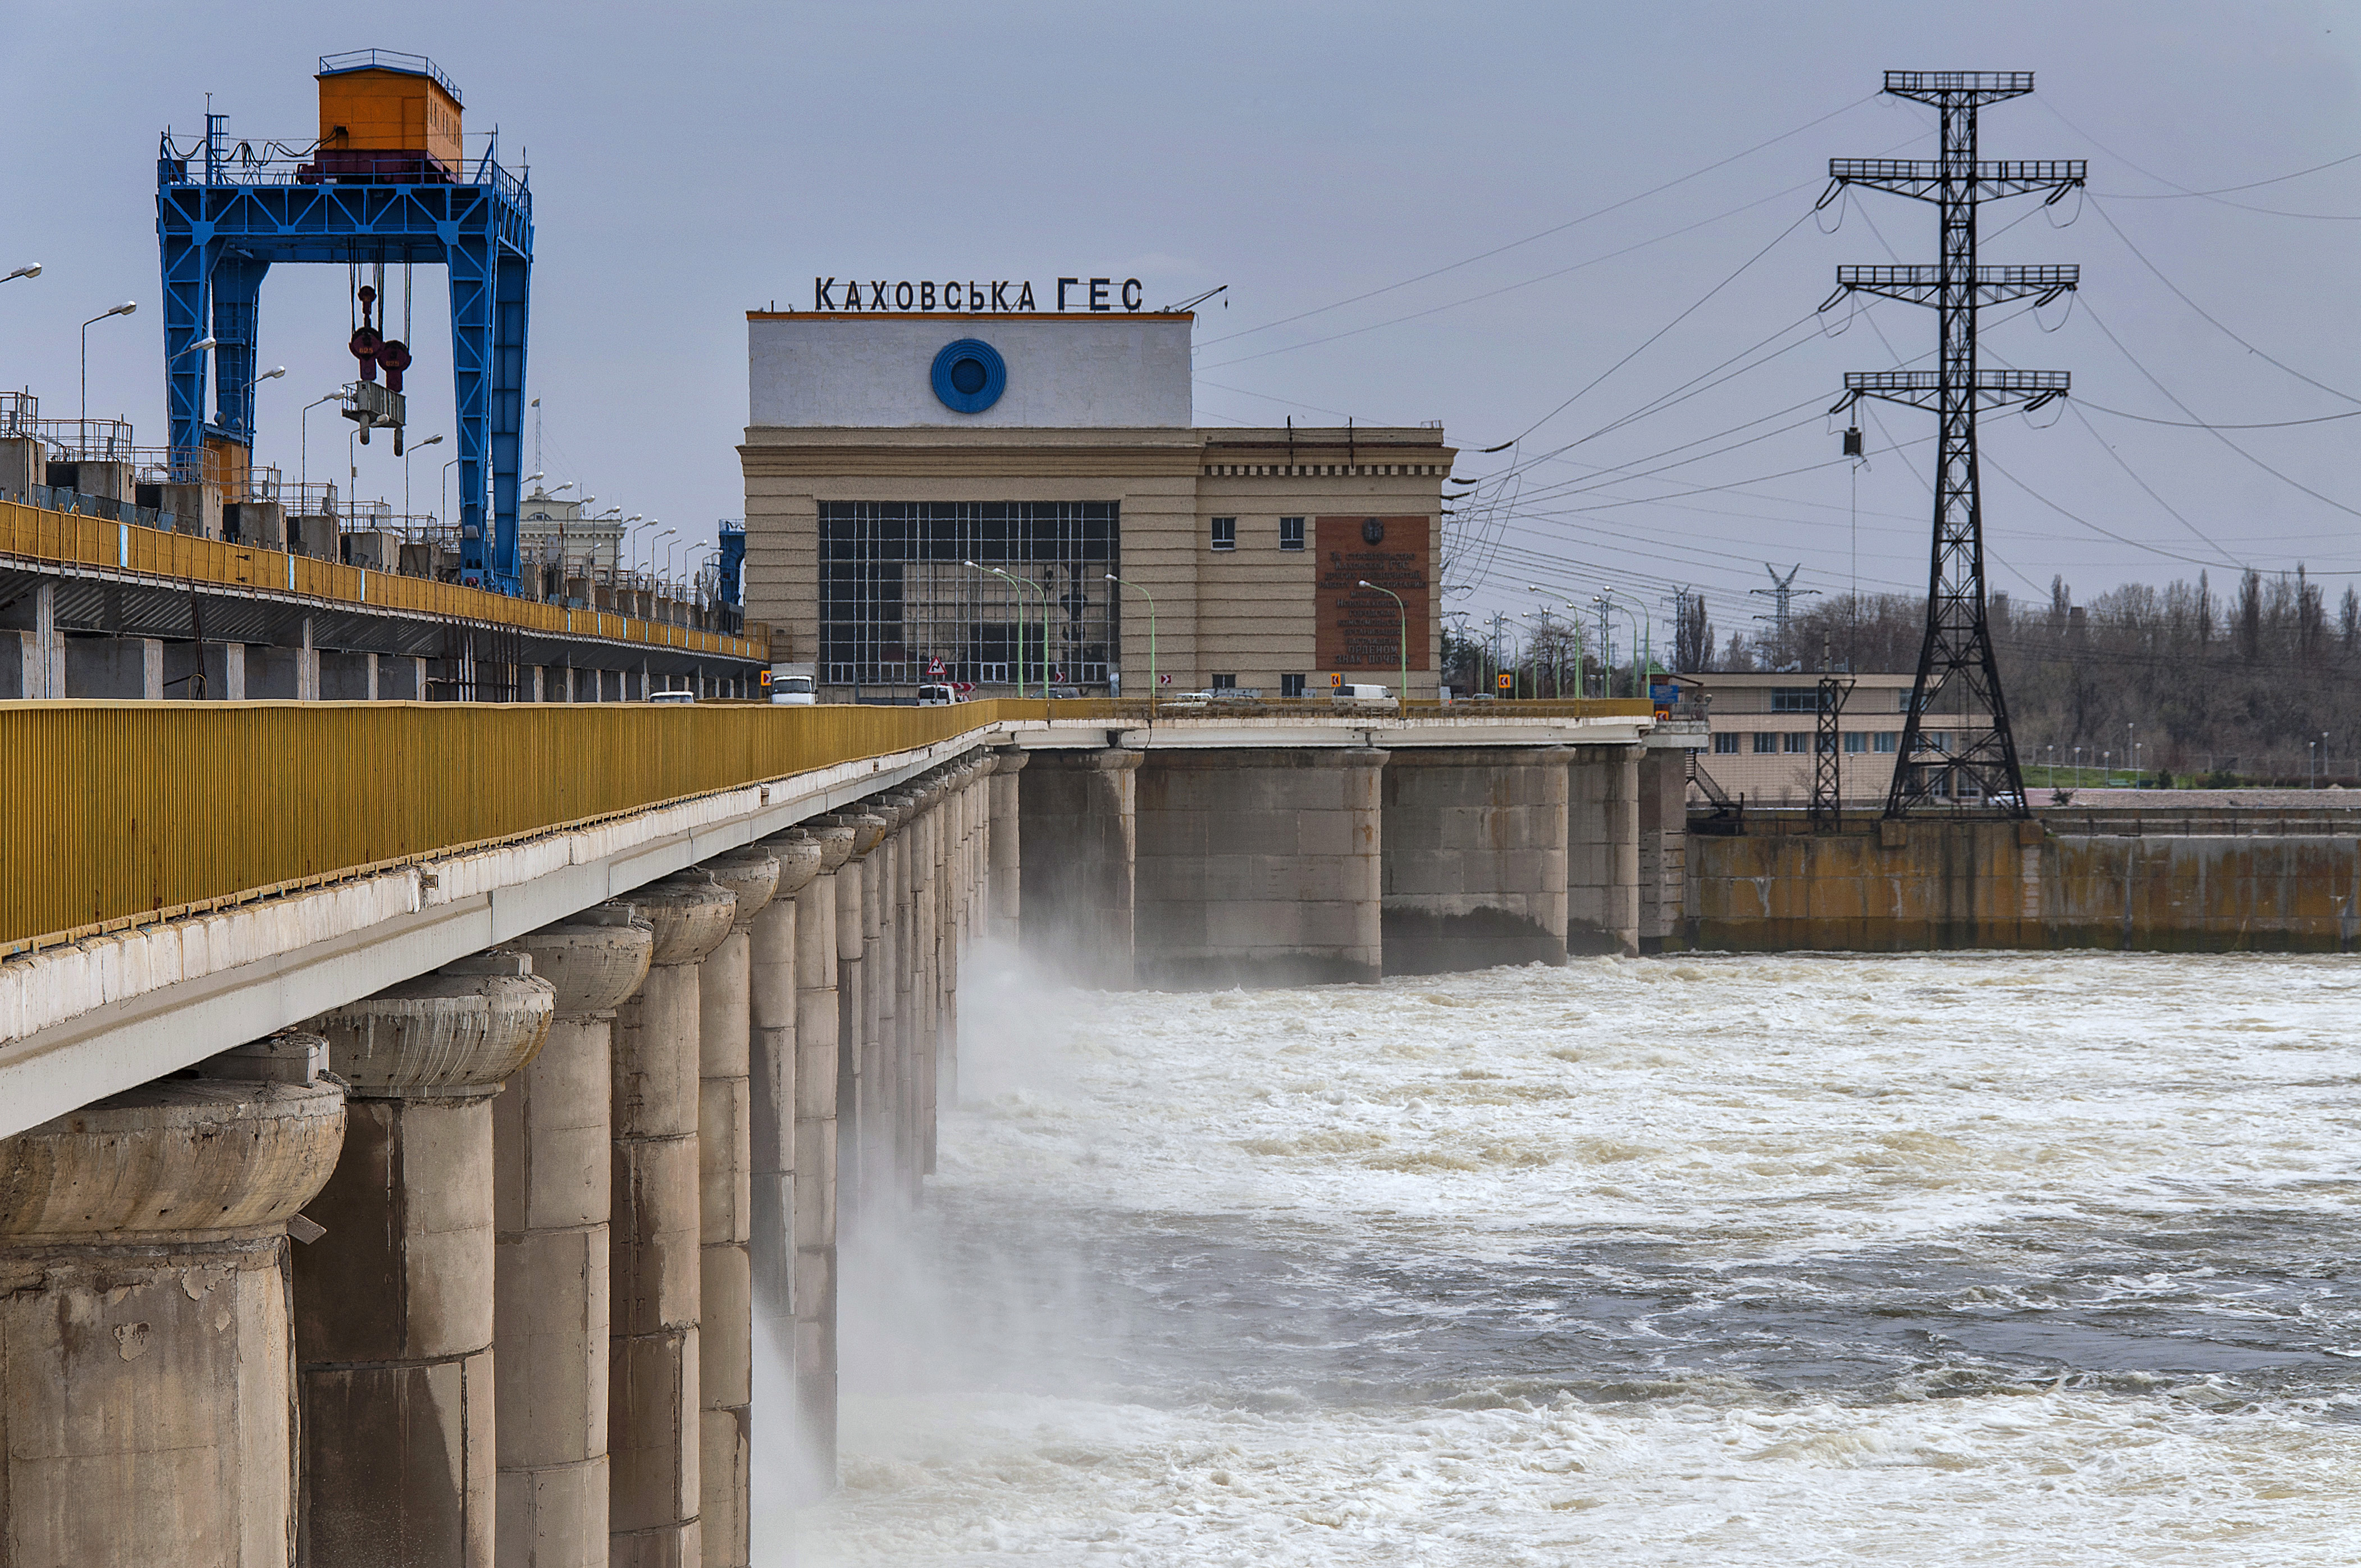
1, 694, 1656, 955
3, 699, 1013, 954
0, 497, 767, 662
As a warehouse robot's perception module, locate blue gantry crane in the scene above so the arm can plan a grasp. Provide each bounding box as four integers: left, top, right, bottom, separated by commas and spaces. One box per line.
156, 50, 532, 591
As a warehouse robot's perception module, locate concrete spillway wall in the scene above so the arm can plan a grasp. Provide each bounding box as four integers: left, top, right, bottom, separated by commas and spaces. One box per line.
1683, 815, 2361, 952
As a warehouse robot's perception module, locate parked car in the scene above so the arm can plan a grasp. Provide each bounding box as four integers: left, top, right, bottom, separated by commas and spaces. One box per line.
1045, 685, 1084, 700
649, 689, 696, 705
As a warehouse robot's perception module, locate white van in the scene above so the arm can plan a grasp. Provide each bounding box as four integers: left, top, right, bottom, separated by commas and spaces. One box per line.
916, 683, 962, 706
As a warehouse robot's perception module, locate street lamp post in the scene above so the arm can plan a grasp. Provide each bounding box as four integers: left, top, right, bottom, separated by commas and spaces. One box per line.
81, 301, 138, 434
1358, 580, 1408, 706
81, 301, 139, 437
300, 393, 341, 499
1105, 572, 1157, 710
1599, 596, 1645, 698
403, 433, 442, 522
2, 264, 39, 284
965, 561, 1047, 698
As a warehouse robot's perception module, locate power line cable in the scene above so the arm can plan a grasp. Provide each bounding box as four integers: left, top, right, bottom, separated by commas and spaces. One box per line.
2069, 295, 2361, 528
2085, 197, 2361, 405
1197, 91, 1883, 350
1198, 180, 1820, 373
2077, 401, 2361, 431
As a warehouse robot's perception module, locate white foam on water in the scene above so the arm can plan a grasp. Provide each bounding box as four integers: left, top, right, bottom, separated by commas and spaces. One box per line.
800, 950, 2361, 1565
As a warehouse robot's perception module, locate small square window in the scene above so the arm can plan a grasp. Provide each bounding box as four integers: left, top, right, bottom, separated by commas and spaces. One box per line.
1279, 516, 1305, 551
1280, 673, 1306, 697
1843, 731, 1867, 755
1211, 516, 1236, 552
1212, 673, 1237, 689
1712, 732, 1739, 755
1753, 732, 1779, 754
1783, 733, 1809, 754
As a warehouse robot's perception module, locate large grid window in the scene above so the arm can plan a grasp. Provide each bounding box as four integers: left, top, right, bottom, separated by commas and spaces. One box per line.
819, 501, 1118, 688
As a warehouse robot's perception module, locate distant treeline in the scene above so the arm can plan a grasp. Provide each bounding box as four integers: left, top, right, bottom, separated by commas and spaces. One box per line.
1450, 569, 2361, 783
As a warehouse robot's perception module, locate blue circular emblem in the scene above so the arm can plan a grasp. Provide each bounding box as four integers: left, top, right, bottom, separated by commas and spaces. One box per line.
930, 339, 1006, 413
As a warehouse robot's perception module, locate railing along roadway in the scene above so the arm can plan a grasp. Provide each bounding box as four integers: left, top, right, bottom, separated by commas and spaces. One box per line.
3, 696, 1650, 957
0, 497, 765, 661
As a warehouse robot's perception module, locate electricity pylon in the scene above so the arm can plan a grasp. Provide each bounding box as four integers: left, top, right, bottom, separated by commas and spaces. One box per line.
1825, 71, 2082, 817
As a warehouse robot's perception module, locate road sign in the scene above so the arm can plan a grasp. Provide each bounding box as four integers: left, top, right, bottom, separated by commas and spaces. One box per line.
1497, 672, 1513, 692
927, 656, 945, 678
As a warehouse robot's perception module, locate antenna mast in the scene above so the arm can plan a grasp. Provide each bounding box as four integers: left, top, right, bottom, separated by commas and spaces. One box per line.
1826, 70, 2081, 817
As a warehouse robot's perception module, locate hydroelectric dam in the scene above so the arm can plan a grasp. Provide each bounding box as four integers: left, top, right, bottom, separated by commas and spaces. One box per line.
0, 694, 1678, 1565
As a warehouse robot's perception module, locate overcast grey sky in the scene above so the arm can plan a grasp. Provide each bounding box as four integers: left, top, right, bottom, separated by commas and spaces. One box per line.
2, 1, 2354, 652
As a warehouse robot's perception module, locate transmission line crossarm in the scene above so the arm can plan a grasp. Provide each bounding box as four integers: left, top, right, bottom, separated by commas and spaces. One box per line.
1827, 69, 2083, 817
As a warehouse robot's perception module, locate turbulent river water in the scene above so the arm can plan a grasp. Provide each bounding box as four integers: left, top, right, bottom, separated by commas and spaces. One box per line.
797, 951, 2361, 1565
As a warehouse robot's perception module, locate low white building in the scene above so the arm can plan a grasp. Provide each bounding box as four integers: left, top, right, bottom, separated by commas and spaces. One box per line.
520, 486, 624, 570
1684, 671, 1986, 806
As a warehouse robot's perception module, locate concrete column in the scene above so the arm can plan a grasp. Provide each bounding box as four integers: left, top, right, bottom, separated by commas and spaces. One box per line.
0, 1034, 345, 1567
220, 641, 246, 700
297, 618, 319, 701
31, 583, 62, 698
1135, 748, 1386, 987
1637, 748, 1690, 953
1568, 745, 1643, 957
826, 811, 887, 1226
792, 822, 855, 1494
299, 953, 559, 1567
610, 873, 737, 1568
497, 906, 656, 1568
1382, 747, 1571, 975
746, 831, 822, 1521
916, 775, 949, 1185
988, 747, 1027, 945
1017, 748, 1142, 988
871, 797, 915, 1208
695, 845, 780, 1568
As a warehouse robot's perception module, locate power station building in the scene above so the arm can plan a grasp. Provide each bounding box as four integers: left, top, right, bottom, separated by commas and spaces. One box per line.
738, 303, 1453, 699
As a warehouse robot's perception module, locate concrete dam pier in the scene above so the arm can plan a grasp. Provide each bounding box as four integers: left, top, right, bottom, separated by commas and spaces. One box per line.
0, 699, 1668, 1566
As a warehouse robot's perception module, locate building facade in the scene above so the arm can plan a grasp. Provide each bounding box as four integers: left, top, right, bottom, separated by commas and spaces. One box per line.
739, 309, 1450, 698
519, 484, 624, 571
1686, 671, 1986, 806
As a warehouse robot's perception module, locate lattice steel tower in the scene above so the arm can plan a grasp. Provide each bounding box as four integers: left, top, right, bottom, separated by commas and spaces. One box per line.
1825, 71, 2081, 816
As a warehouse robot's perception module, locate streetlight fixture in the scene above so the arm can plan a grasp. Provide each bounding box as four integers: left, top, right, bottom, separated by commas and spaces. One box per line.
81, 300, 138, 429
1358, 579, 1409, 706
168, 335, 218, 361
3, 263, 39, 283
246, 365, 285, 390
1596, 595, 1646, 698
403, 433, 442, 520
1106, 572, 1157, 709
300, 391, 342, 495
965, 560, 1045, 697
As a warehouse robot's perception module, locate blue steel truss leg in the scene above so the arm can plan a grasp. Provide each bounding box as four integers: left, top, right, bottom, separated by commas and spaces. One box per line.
490, 246, 529, 593
157, 218, 211, 472
208, 254, 269, 451
448, 228, 492, 586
